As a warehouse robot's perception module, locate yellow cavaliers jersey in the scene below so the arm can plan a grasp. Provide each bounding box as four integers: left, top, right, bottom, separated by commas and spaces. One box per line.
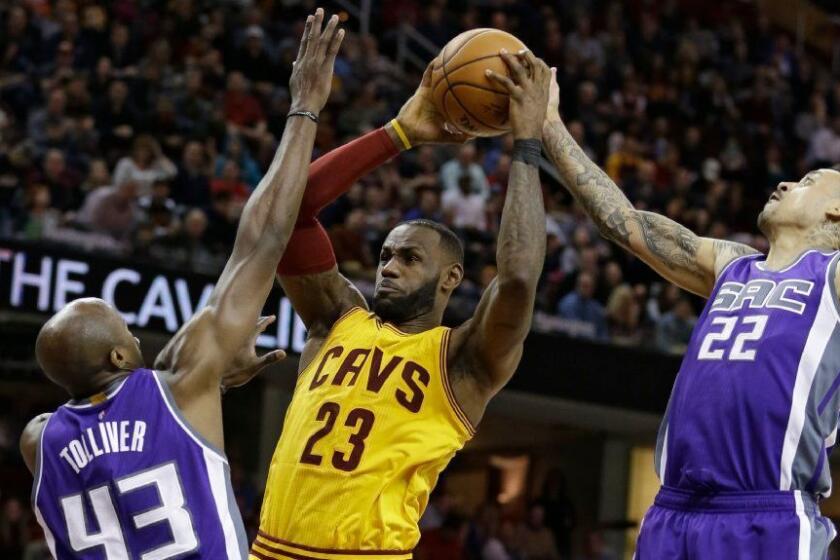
251, 307, 475, 560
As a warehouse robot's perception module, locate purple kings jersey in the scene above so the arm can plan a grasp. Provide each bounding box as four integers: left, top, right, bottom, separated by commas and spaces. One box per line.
656, 250, 840, 496
32, 369, 248, 559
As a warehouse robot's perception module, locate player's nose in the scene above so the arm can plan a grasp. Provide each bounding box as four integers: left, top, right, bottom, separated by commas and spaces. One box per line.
380, 258, 400, 278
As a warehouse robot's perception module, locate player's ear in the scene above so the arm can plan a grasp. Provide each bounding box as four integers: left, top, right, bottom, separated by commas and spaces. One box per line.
441, 263, 464, 292
110, 347, 133, 370
826, 203, 840, 222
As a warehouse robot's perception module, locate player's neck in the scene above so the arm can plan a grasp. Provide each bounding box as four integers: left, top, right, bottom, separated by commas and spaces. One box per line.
387, 309, 444, 335
765, 228, 828, 270
70, 371, 132, 400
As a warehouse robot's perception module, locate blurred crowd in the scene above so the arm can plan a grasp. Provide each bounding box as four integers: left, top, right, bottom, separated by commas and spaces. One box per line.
2, 0, 840, 354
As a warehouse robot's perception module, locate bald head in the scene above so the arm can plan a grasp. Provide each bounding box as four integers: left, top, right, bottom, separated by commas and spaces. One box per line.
36, 298, 143, 397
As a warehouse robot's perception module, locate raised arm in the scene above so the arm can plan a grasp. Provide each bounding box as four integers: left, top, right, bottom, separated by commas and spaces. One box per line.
156, 11, 344, 447
276, 60, 470, 367
541, 70, 756, 297
449, 51, 549, 420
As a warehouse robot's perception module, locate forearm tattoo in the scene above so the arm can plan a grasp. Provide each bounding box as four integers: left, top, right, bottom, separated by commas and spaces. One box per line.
544, 123, 633, 248
632, 211, 700, 272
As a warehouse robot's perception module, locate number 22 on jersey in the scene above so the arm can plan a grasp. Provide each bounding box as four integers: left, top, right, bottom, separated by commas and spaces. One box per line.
698, 315, 768, 361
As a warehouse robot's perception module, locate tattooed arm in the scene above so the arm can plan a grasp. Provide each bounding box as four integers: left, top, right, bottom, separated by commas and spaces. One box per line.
447, 51, 549, 426
541, 71, 756, 298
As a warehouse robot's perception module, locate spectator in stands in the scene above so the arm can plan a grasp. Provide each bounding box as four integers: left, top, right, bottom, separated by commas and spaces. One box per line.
566, 15, 604, 68
404, 187, 443, 222
337, 82, 389, 135
16, 184, 59, 240
487, 153, 511, 193
173, 140, 212, 207
78, 179, 139, 240
656, 295, 698, 354
27, 88, 69, 152
107, 22, 140, 70
163, 208, 224, 273
606, 284, 642, 345
557, 272, 608, 341
215, 135, 262, 189
95, 79, 140, 152
416, 4, 456, 49
223, 70, 268, 146
330, 208, 376, 280
113, 134, 177, 198
211, 159, 250, 204
35, 148, 81, 211
203, 190, 239, 251
441, 144, 490, 199
232, 26, 276, 93
176, 68, 216, 138
808, 115, 840, 168
443, 175, 487, 233
515, 503, 560, 560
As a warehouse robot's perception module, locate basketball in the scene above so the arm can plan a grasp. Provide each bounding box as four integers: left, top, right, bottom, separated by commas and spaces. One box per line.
431, 29, 528, 137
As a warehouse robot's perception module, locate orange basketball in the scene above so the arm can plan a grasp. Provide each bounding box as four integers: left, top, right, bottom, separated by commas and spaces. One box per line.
431, 29, 527, 137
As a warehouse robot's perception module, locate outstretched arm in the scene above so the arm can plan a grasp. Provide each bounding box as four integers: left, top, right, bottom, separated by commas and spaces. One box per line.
156, 11, 344, 449
449, 50, 549, 423
541, 70, 756, 297
277, 59, 471, 369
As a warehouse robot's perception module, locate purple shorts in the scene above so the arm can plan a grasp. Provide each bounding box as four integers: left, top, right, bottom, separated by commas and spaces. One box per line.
635, 486, 836, 560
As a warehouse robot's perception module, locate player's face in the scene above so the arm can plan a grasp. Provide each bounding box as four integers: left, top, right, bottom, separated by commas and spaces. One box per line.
758, 169, 840, 233
373, 225, 443, 324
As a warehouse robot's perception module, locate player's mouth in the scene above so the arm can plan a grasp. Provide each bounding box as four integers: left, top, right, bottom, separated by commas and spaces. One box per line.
376, 283, 400, 295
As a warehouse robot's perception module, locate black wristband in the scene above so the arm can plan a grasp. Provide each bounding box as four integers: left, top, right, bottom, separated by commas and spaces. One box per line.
512, 138, 542, 167
288, 110, 319, 124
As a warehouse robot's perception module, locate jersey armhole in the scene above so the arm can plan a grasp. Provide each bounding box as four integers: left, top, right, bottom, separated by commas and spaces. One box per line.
825, 252, 840, 324
31, 413, 58, 559
298, 305, 366, 378
712, 253, 761, 293
31, 413, 52, 508
440, 329, 477, 438
151, 370, 229, 464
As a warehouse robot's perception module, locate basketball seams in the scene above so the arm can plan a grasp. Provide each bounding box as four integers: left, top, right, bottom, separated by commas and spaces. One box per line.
442, 62, 506, 133
431, 29, 496, 92
432, 53, 506, 90
447, 81, 507, 95
442, 28, 495, 66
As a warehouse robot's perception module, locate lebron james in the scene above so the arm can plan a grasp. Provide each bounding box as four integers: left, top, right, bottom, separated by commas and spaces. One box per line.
249, 51, 552, 559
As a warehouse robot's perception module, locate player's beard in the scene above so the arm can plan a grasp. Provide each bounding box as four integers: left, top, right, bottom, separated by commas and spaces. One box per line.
757, 204, 781, 238
757, 210, 769, 236
373, 277, 438, 325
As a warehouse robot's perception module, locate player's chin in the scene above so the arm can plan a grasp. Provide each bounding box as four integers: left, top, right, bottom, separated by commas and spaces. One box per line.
757, 208, 772, 233
372, 296, 401, 320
